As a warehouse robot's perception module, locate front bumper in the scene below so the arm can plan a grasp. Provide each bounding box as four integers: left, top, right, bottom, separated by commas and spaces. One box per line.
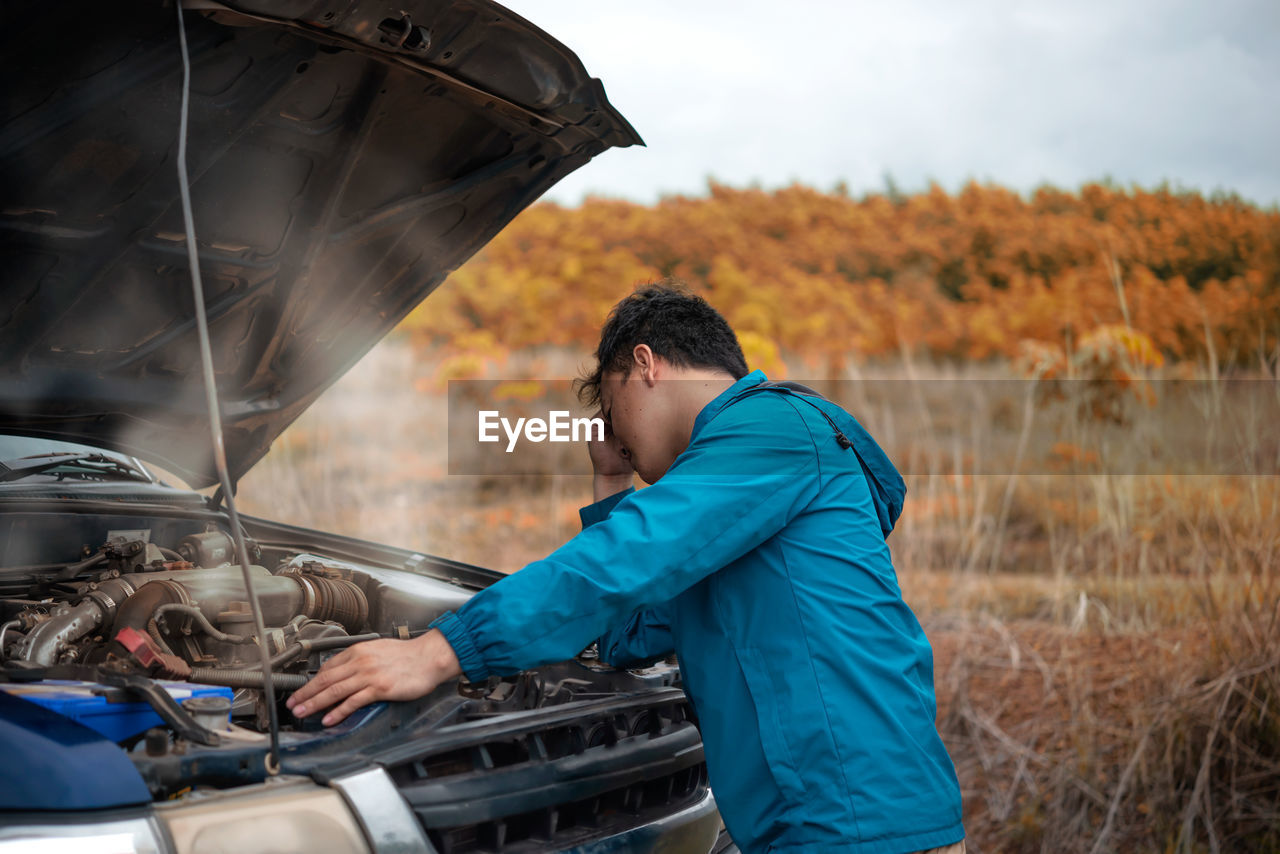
334, 766, 722, 854
565, 789, 720, 854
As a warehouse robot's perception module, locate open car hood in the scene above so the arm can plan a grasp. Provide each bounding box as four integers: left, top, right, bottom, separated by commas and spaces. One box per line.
0, 0, 640, 488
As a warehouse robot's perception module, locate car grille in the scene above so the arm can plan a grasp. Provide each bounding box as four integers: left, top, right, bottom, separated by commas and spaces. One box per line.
384, 694, 709, 853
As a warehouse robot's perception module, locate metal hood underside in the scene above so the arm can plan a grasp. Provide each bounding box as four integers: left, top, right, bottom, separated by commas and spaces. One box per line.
0, 0, 640, 488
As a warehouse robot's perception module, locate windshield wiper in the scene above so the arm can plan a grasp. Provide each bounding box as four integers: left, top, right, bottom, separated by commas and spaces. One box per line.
0, 453, 151, 484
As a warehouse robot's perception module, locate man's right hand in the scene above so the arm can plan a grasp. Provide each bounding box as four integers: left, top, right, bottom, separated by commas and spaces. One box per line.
588, 410, 633, 502
287, 629, 461, 727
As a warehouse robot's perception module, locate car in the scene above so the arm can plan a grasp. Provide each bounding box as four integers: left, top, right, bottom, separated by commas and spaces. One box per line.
0, 2, 728, 852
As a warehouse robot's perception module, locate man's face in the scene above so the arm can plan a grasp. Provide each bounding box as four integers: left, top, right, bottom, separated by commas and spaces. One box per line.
599, 367, 679, 485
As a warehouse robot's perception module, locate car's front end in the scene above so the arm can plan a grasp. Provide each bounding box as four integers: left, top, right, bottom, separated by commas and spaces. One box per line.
0, 476, 716, 852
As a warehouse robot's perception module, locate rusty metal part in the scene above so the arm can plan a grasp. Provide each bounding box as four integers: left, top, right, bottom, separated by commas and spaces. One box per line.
216, 600, 256, 638
15, 601, 101, 664
113, 579, 191, 636
108, 565, 367, 641
15, 576, 137, 664
75, 565, 369, 677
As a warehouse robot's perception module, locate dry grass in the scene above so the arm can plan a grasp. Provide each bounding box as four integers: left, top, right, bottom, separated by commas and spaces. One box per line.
237, 339, 1280, 852
929, 608, 1280, 853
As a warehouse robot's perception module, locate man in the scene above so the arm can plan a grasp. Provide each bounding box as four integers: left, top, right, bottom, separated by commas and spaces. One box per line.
288, 284, 965, 853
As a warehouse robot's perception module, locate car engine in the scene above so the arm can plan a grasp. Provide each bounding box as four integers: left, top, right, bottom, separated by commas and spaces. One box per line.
0, 530, 428, 729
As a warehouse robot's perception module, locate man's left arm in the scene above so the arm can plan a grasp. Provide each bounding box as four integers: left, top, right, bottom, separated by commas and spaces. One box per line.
433, 397, 820, 680
291, 397, 819, 724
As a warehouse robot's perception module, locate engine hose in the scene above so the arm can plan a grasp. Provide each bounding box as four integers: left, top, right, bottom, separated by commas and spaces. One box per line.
287, 573, 369, 632
246, 631, 386, 672
189, 668, 308, 691
0, 620, 18, 660
52, 551, 108, 582
154, 604, 255, 645
300, 632, 382, 652
146, 618, 177, 657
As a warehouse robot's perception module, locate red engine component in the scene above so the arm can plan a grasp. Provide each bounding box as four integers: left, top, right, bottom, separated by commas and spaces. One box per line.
115, 626, 192, 679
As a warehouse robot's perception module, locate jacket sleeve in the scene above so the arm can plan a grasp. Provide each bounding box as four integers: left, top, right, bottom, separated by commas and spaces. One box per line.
429, 396, 822, 681
579, 487, 676, 667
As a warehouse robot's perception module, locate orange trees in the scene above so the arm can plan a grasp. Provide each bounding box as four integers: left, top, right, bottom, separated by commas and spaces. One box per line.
399, 181, 1280, 371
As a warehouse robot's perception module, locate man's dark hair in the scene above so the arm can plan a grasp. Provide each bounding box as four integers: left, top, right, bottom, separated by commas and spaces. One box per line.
576, 281, 749, 408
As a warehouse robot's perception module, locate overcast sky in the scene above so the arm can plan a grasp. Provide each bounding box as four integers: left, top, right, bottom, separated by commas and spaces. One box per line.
512, 0, 1279, 208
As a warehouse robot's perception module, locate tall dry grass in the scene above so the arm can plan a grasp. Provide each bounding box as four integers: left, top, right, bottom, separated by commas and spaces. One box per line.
237, 338, 1279, 852
867, 352, 1280, 852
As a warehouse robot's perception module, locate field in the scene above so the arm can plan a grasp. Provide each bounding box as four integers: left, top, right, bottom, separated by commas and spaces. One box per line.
237, 181, 1279, 852
238, 334, 1279, 853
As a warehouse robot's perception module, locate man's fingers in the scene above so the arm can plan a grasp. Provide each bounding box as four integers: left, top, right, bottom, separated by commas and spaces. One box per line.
290, 672, 366, 719
286, 659, 349, 708
289, 664, 363, 717
321, 686, 379, 727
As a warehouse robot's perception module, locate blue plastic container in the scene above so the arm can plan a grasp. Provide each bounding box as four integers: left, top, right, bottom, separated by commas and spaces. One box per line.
0, 680, 234, 741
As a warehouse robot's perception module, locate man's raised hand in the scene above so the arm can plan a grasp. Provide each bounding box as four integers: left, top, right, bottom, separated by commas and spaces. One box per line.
588, 409, 633, 502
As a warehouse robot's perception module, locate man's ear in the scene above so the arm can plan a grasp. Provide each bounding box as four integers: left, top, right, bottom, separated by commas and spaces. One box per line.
631, 344, 659, 386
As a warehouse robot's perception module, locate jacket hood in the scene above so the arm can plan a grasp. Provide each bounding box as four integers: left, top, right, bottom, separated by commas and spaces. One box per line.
709, 373, 907, 538
0, 0, 641, 488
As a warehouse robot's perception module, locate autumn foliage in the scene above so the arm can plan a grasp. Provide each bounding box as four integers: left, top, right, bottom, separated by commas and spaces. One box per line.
402, 181, 1279, 375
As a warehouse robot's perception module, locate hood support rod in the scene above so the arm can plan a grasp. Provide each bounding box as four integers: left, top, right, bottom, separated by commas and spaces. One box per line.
174, 1, 281, 774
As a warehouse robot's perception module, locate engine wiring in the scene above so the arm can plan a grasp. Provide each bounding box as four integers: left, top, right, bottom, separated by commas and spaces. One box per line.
174, 0, 282, 774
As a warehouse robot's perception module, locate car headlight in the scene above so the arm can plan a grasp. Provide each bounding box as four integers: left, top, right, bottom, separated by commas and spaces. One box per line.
0, 778, 373, 854
0, 817, 164, 854
155, 776, 370, 854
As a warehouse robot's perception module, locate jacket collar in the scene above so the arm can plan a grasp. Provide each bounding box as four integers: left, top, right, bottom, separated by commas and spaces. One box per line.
690, 369, 768, 442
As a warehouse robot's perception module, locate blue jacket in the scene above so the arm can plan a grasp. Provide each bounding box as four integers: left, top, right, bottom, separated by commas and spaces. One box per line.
431, 371, 964, 853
